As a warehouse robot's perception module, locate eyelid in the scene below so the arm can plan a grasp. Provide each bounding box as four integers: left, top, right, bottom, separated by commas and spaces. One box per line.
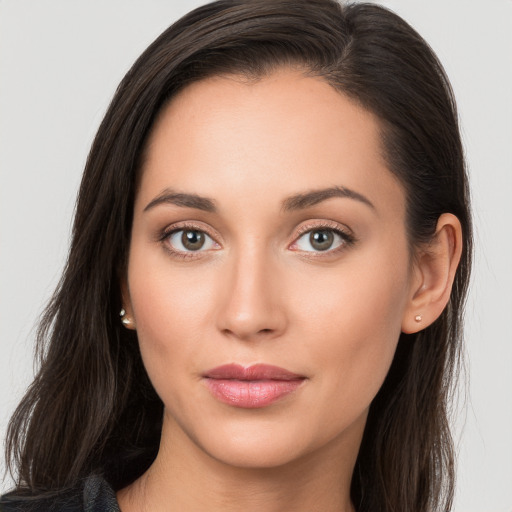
157, 219, 355, 259
289, 220, 356, 255
158, 221, 220, 242
158, 221, 222, 258
294, 219, 357, 242
293, 219, 354, 239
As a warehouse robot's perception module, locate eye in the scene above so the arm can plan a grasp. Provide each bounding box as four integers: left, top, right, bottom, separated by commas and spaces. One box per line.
166, 229, 218, 253
293, 227, 353, 253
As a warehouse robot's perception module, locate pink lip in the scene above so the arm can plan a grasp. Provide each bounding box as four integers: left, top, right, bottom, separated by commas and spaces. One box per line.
203, 364, 306, 408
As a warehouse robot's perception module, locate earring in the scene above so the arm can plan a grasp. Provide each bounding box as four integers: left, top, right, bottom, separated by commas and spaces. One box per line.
414, 315, 422, 322
120, 308, 133, 327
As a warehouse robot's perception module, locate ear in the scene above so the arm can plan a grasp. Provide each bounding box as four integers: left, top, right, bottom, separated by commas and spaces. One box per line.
401, 213, 463, 334
120, 276, 137, 330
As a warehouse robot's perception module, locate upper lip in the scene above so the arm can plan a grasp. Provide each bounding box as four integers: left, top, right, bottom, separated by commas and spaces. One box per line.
203, 364, 305, 381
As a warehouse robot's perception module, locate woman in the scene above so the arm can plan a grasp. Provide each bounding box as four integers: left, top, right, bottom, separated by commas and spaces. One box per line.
1, 0, 472, 511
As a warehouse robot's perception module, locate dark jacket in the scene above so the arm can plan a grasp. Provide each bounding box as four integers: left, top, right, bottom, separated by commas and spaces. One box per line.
0, 475, 120, 512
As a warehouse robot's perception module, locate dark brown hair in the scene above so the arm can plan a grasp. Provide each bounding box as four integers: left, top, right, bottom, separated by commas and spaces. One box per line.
5, 1, 472, 511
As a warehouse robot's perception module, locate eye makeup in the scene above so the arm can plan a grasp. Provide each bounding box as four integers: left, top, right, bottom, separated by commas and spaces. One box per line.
155, 217, 357, 262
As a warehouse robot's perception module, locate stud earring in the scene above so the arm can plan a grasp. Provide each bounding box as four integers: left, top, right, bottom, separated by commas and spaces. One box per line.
414, 315, 422, 322
120, 308, 133, 327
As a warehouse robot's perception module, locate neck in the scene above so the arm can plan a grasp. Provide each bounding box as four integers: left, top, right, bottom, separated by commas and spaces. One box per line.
117, 413, 363, 512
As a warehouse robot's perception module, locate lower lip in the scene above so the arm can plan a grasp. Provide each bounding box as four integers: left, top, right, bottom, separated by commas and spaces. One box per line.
204, 378, 304, 408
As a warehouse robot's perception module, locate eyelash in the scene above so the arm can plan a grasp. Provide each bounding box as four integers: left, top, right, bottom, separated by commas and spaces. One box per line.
158, 220, 356, 260
291, 221, 356, 258
158, 222, 219, 260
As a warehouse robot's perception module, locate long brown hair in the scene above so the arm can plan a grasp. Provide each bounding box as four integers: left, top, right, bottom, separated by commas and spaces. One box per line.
5, 1, 472, 510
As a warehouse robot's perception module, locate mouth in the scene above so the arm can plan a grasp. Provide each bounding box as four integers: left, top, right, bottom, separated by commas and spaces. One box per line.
202, 364, 306, 408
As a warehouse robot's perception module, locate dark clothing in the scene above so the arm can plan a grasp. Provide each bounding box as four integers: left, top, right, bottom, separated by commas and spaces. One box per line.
0, 475, 120, 512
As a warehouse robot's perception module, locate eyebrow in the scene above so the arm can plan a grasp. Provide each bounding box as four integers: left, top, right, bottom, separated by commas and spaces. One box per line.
282, 186, 375, 212
144, 185, 375, 214
144, 189, 217, 213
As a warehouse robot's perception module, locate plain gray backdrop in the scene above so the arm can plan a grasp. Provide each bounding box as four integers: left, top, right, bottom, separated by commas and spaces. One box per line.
1, 1, 511, 510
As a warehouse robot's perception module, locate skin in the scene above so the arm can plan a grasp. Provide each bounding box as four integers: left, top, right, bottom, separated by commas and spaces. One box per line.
118, 68, 462, 512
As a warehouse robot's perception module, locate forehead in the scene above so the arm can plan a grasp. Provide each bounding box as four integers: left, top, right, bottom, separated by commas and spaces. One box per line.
137, 68, 405, 219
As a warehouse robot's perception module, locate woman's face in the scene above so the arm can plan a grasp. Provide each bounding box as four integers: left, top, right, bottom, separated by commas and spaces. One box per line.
125, 68, 418, 468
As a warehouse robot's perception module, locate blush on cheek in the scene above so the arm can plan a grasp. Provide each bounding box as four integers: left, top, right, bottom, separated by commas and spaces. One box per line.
306, 271, 405, 405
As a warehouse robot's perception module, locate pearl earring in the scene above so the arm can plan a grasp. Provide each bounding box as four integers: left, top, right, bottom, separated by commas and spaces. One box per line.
120, 308, 133, 327
414, 315, 422, 322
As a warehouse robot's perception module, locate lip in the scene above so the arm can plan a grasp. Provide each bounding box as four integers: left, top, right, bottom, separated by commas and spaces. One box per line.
203, 364, 306, 408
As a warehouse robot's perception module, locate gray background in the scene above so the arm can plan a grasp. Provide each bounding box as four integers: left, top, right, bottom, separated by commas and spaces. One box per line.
1, 1, 511, 510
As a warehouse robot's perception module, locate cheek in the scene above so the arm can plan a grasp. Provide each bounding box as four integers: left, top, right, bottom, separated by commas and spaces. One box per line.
293, 247, 410, 411
126, 246, 218, 385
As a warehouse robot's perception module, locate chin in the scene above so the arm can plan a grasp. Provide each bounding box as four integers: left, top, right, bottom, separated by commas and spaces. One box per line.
165, 404, 365, 472
200, 434, 312, 470
163, 406, 314, 469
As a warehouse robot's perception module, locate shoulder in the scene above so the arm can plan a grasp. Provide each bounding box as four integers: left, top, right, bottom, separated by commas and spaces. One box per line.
0, 488, 82, 512
0, 474, 120, 512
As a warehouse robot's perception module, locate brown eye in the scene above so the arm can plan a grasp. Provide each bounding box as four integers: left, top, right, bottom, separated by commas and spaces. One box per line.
293, 227, 351, 253
309, 230, 334, 251
181, 230, 205, 251
166, 229, 217, 253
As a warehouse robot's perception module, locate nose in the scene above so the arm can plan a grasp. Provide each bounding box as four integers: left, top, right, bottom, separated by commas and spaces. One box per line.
216, 246, 288, 342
